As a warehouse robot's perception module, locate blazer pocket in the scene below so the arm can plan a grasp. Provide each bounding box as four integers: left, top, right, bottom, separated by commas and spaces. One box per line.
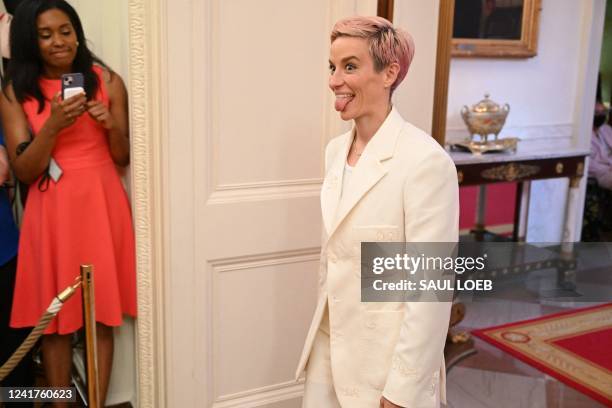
351, 225, 401, 278
352, 225, 401, 243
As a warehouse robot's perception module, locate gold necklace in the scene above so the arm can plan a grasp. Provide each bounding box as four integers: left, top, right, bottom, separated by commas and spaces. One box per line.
351, 138, 363, 156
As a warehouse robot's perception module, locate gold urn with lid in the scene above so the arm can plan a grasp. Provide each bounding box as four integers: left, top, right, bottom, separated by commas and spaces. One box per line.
461, 93, 510, 143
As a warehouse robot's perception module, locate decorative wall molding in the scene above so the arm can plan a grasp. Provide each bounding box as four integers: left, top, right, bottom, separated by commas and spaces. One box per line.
128, 0, 166, 406
211, 247, 321, 272
209, 179, 323, 204
214, 380, 305, 408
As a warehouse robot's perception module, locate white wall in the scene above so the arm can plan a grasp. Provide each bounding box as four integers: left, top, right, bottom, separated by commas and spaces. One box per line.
67, 0, 129, 77
393, 0, 441, 133
446, 0, 605, 242
448, 0, 585, 141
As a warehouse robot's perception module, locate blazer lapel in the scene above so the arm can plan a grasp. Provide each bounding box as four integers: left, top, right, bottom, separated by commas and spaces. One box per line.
329, 157, 387, 237
321, 133, 352, 235
325, 107, 405, 240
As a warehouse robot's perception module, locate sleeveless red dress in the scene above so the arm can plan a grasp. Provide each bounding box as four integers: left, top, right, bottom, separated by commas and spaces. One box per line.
10, 66, 137, 334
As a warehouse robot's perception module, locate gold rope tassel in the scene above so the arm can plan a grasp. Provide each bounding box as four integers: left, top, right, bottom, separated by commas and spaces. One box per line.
0, 276, 82, 382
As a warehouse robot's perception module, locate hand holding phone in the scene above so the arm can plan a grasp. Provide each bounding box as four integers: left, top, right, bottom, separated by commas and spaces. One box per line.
47, 92, 86, 132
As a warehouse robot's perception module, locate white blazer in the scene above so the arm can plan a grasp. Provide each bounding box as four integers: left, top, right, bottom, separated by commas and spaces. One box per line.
296, 108, 459, 408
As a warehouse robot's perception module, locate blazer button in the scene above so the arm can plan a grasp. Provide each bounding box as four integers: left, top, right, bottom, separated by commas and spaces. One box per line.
376, 232, 384, 240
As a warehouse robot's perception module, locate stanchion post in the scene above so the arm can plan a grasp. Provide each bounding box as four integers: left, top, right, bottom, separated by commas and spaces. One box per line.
81, 264, 100, 408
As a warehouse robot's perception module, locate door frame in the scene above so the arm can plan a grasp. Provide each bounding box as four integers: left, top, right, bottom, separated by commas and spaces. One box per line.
127, 0, 167, 406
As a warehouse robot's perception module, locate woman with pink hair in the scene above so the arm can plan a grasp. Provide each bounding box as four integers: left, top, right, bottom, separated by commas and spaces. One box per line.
296, 16, 458, 408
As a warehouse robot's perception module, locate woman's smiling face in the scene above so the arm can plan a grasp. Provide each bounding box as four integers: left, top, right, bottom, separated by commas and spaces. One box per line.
328, 36, 391, 122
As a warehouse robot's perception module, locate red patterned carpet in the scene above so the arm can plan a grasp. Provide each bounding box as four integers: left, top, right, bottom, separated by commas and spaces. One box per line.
472, 303, 612, 407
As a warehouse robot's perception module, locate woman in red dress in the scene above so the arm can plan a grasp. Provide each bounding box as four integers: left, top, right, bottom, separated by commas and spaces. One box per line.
1, 0, 136, 404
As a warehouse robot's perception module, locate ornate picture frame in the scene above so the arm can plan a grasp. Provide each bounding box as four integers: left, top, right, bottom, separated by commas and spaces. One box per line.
452, 0, 542, 58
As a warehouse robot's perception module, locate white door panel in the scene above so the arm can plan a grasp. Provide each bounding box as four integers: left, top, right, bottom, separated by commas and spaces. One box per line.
164, 1, 375, 406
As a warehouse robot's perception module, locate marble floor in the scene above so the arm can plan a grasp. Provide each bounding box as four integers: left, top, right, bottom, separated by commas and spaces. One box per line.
446, 365, 605, 408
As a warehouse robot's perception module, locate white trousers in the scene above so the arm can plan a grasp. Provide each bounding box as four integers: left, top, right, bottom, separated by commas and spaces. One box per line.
302, 305, 342, 408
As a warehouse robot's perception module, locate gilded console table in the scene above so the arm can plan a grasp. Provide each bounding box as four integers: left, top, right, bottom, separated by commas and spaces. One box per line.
449, 144, 590, 242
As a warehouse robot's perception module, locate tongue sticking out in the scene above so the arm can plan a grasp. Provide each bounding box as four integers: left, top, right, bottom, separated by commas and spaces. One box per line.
335, 95, 353, 112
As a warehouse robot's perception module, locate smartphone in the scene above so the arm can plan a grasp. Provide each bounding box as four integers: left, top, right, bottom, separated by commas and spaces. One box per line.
61, 73, 85, 100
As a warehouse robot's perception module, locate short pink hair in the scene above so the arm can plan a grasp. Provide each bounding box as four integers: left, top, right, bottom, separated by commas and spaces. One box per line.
331, 16, 415, 92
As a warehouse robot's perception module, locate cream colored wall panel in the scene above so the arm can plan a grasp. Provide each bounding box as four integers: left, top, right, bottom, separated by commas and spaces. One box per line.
329, 0, 377, 18
262, 398, 302, 408
257, 398, 302, 408
392, 0, 440, 134
208, 178, 322, 204
67, 0, 129, 77
213, 0, 329, 188
165, 0, 200, 405
212, 257, 319, 397
214, 383, 302, 408
203, 197, 321, 260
